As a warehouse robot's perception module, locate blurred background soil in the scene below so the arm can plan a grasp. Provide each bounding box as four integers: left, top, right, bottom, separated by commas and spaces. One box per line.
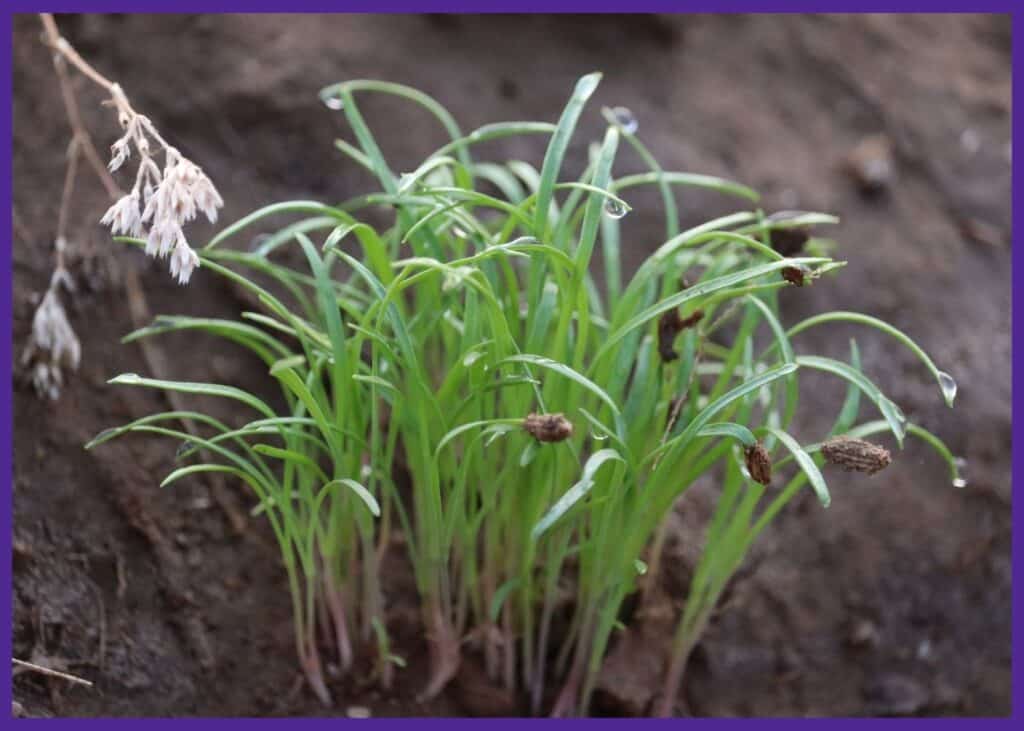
10, 13, 1012, 717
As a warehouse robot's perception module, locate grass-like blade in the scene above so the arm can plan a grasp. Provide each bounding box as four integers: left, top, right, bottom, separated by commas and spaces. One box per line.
533, 449, 624, 539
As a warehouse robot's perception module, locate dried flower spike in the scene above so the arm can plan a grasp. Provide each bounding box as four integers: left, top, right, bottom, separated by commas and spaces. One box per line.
822, 436, 892, 474
744, 442, 772, 485
20, 242, 81, 400
523, 413, 574, 443
97, 94, 222, 285
658, 308, 704, 362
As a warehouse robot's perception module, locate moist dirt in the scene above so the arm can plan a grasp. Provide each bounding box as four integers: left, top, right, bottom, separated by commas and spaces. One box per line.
11, 13, 1011, 717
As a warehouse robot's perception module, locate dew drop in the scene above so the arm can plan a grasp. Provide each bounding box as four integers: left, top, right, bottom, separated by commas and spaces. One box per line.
888, 399, 908, 426
520, 440, 539, 467
952, 457, 968, 489
591, 432, 609, 442
451, 225, 469, 240
937, 371, 958, 406
609, 106, 639, 135
881, 398, 908, 442
323, 96, 345, 110
604, 198, 628, 219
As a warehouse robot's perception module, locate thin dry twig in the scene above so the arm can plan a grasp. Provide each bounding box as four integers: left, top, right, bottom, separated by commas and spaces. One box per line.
87, 579, 107, 671
12, 658, 94, 688
12, 205, 33, 248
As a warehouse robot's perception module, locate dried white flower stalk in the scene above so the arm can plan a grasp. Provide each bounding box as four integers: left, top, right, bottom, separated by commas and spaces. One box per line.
99, 94, 223, 285
21, 238, 81, 400
29, 16, 225, 403
43, 28, 223, 287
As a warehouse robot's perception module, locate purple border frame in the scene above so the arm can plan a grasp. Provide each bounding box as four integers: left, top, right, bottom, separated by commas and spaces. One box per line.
2, 3, 1018, 725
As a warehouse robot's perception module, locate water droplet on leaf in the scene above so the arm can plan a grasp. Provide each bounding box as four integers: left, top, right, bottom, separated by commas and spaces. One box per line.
604, 198, 628, 219
323, 96, 344, 110
952, 457, 968, 488
609, 106, 638, 134
885, 398, 908, 426
938, 371, 957, 406
520, 440, 539, 467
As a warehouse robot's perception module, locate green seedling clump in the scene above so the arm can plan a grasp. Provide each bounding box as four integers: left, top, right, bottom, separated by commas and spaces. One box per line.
89, 73, 961, 716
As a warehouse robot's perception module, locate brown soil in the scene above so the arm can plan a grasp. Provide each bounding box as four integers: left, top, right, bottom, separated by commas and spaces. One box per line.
11, 13, 1011, 717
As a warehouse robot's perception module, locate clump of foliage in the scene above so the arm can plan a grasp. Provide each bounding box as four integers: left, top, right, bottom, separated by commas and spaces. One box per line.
88, 73, 961, 715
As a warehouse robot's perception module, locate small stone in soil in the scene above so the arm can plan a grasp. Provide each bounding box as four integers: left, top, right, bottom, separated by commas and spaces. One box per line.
346, 706, 372, 718
13, 538, 32, 558
846, 618, 880, 648
864, 673, 930, 716
845, 134, 895, 195
187, 494, 213, 511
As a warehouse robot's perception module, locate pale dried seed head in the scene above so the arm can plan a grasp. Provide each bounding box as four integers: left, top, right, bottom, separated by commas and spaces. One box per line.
108, 136, 131, 172
101, 118, 222, 285
146, 218, 183, 259
168, 238, 201, 285
100, 191, 143, 238
30, 289, 80, 370
21, 278, 81, 400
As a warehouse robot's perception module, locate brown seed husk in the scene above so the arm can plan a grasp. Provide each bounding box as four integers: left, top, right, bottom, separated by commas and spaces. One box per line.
523, 413, 574, 443
781, 266, 807, 287
657, 308, 704, 362
822, 436, 892, 474
745, 442, 772, 485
